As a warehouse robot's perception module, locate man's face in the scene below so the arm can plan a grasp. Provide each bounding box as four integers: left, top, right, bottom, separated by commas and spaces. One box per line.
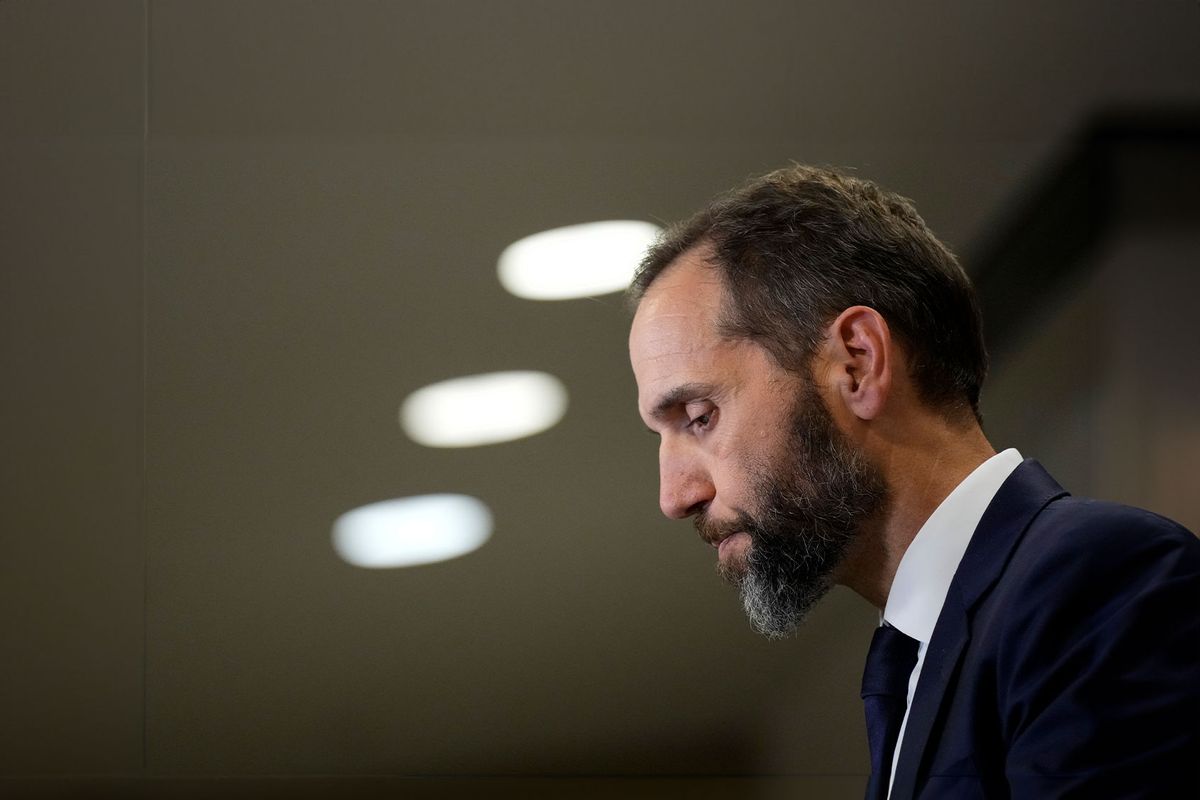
630, 248, 887, 637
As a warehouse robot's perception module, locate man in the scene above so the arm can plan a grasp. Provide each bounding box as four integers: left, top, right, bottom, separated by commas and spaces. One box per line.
627, 165, 1200, 798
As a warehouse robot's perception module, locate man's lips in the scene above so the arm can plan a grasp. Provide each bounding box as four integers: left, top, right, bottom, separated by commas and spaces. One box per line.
708, 531, 738, 548
695, 514, 750, 550
698, 522, 746, 549
701, 529, 736, 548
716, 531, 750, 558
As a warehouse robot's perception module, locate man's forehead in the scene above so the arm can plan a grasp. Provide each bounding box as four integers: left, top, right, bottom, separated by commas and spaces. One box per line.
631, 253, 725, 341
640, 247, 723, 306
630, 284, 723, 370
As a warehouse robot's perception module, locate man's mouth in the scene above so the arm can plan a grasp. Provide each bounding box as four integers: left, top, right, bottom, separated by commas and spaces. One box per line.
717, 531, 751, 558
696, 515, 748, 549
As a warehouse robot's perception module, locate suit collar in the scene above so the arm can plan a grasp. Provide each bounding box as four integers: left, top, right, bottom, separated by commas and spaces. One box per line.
948, 459, 1068, 612
888, 459, 1068, 800
885, 449, 1024, 644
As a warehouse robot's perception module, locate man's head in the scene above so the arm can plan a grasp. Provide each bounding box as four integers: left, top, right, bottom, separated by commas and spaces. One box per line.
628, 165, 987, 635
631, 164, 986, 424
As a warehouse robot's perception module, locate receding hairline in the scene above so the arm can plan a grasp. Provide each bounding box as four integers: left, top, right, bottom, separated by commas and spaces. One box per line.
629, 237, 720, 311
631, 238, 978, 427
627, 164, 988, 425
631, 239, 829, 385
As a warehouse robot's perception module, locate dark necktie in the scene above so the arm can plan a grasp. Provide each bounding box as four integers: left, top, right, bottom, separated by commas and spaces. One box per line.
861, 623, 920, 800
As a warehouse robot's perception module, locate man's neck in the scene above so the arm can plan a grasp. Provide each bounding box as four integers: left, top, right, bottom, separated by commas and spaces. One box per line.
837, 421, 996, 609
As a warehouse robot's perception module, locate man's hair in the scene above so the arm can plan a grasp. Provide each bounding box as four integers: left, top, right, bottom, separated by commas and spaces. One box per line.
630, 164, 988, 423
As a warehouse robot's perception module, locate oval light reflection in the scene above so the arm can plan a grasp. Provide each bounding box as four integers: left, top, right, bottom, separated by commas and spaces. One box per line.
332, 494, 492, 569
400, 370, 567, 448
498, 220, 662, 300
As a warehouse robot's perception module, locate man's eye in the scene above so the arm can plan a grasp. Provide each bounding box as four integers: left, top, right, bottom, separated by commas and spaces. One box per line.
689, 412, 712, 429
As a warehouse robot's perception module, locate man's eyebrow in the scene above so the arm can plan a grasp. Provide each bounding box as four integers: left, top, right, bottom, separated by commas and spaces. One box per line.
648, 382, 715, 423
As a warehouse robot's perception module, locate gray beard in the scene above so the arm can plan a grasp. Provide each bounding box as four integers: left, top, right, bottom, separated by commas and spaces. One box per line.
727, 383, 888, 639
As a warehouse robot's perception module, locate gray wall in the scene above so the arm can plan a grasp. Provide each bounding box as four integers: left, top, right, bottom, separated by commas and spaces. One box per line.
1, 0, 145, 777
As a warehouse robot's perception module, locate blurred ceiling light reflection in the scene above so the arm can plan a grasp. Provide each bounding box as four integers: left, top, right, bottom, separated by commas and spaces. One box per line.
498, 220, 662, 300
400, 370, 568, 447
332, 494, 492, 568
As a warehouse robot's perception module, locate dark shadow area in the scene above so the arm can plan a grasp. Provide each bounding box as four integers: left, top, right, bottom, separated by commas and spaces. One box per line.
970, 108, 1200, 362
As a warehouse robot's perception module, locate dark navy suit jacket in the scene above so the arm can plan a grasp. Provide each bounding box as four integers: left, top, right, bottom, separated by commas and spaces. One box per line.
888, 460, 1200, 799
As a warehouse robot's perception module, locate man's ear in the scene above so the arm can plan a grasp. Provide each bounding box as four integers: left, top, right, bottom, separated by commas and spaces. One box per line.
825, 306, 892, 421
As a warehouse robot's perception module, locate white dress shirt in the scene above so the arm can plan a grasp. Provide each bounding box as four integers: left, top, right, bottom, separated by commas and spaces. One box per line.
882, 448, 1024, 796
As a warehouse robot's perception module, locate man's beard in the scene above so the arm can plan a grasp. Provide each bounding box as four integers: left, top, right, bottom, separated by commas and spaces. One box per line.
696, 381, 888, 639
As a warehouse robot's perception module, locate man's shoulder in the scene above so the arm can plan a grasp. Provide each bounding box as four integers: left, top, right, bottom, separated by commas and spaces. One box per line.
1019, 493, 1200, 569
981, 491, 1200, 632
948, 493, 1200, 796
952, 460, 1200, 620
967, 492, 1200, 715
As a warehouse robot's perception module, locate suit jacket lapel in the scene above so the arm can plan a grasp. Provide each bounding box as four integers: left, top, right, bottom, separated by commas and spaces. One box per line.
888, 460, 1068, 800
889, 586, 970, 800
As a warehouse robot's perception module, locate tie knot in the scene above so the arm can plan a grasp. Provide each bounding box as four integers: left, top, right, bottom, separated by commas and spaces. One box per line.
861, 624, 920, 699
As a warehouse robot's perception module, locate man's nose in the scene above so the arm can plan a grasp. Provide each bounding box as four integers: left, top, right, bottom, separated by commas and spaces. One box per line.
658, 445, 713, 519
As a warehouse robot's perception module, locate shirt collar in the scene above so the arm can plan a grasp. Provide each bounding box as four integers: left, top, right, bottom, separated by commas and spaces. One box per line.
882, 448, 1023, 643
